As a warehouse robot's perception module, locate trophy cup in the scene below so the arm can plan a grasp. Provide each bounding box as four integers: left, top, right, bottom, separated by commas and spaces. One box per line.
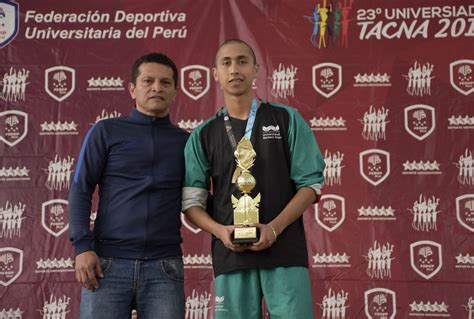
231, 138, 260, 244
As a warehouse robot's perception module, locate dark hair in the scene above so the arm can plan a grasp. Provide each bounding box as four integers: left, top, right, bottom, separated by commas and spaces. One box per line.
215, 39, 257, 65
131, 53, 178, 88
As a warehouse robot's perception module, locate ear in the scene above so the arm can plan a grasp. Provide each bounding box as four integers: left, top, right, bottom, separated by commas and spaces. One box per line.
212, 67, 219, 81
254, 63, 259, 74
128, 83, 136, 99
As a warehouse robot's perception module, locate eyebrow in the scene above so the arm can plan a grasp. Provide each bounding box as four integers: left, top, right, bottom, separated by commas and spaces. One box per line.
219, 55, 250, 62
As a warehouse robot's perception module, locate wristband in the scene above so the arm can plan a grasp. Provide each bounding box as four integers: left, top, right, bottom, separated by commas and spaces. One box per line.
269, 224, 278, 240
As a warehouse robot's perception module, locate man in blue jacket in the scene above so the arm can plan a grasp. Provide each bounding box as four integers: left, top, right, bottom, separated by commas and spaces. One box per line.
68, 53, 189, 318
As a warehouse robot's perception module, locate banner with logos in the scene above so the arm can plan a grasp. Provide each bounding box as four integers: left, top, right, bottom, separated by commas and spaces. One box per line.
1, 0, 473, 318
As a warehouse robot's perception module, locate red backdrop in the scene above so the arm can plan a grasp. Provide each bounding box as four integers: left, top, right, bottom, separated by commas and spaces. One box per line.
1, 0, 473, 318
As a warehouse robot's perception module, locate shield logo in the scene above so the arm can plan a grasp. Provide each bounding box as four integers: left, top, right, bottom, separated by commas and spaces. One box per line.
41, 199, 69, 237
404, 104, 435, 141
312, 63, 342, 98
456, 194, 474, 232
0, 247, 23, 286
0, 110, 27, 147
410, 240, 443, 280
359, 149, 390, 186
0, 1, 19, 49
181, 65, 210, 100
364, 288, 397, 319
314, 194, 345, 232
181, 213, 201, 234
450, 59, 474, 96
45, 66, 76, 102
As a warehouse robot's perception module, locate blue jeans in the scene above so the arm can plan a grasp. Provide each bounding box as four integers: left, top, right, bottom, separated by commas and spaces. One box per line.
80, 256, 184, 319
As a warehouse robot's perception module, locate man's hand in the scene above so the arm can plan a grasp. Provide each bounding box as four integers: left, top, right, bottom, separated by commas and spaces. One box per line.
215, 225, 248, 252
248, 223, 278, 252
74, 251, 104, 291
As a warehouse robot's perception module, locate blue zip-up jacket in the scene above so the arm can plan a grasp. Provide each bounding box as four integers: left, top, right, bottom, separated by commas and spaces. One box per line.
68, 108, 189, 259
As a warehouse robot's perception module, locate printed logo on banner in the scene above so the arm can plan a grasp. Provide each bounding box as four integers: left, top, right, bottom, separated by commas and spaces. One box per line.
357, 206, 396, 221
93, 109, 122, 124
402, 160, 441, 175
364, 241, 395, 279
177, 119, 203, 132
0, 67, 29, 102
455, 253, 474, 269
409, 194, 440, 232
450, 59, 474, 96
312, 63, 342, 98
456, 194, 474, 232
463, 297, 474, 318
312, 252, 351, 268
40, 120, 78, 136
360, 105, 389, 141
448, 115, 474, 130
305, 0, 354, 49
183, 254, 212, 270
87, 76, 124, 91
44, 155, 74, 191
185, 289, 212, 318
364, 288, 396, 319
35, 257, 74, 273
403, 61, 435, 96
323, 149, 344, 186
353, 72, 391, 87
181, 65, 210, 100
315, 194, 345, 232
181, 213, 201, 234
0, 247, 23, 286
408, 300, 450, 317
309, 116, 347, 131
0, 308, 23, 318
410, 240, 443, 280
359, 149, 390, 186
0, 201, 25, 239
318, 288, 349, 319
0, 165, 30, 181
0, 0, 19, 48
38, 294, 70, 319
270, 63, 298, 98
41, 199, 69, 237
404, 104, 435, 141
0, 110, 28, 147
44, 66, 75, 102
454, 149, 474, 186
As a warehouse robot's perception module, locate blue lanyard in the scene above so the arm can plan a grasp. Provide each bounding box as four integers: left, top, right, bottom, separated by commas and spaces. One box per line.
222, 97, 258, 150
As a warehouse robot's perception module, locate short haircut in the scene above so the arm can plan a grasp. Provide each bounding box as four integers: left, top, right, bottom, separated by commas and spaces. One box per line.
131, 53, 178, 88
215, 39, 257, 65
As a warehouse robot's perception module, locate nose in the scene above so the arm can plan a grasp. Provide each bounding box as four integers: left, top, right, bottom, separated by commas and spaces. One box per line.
151, 80, 161, 92
229, 61, 239, 75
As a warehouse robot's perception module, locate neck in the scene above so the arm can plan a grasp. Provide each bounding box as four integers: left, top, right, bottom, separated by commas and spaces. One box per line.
224, 94, 255, 120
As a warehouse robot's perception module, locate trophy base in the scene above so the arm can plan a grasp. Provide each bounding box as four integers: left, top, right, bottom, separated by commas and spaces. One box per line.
232, 226, 259, 244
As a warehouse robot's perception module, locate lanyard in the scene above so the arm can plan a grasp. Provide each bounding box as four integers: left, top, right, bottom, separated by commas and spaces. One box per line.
222, 97, 258, 151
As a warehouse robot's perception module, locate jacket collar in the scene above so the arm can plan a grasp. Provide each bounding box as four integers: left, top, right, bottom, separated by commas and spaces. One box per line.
129, 108, 171, 124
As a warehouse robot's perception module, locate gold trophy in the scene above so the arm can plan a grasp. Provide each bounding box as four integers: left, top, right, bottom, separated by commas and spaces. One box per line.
231, 138, 260, 244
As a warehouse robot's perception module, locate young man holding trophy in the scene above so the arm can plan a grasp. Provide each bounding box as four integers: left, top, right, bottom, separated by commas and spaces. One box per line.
182, 39, 325, 318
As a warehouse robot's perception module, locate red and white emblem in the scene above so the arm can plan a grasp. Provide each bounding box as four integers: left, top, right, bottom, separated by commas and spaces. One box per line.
410, 240, 443, 280
456, 194, 474, 232
0, 247, 23, 286
181, 213, 201, 234
314, 194, 345, 232
450, 59, 474, 96
181, 65, 210, 100
41, 199, 69, 237
45, 66, 76, 102
404, 104, 435, 141
312, 63, 342, 98
364, 288, 396, 319
0, 0, 20, 48
0, 110, 28, 147
359, 149, 390, 186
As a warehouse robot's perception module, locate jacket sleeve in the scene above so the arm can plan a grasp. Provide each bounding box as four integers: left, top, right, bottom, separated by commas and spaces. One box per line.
287, 108, 326, 194
68, 123, 108, 255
